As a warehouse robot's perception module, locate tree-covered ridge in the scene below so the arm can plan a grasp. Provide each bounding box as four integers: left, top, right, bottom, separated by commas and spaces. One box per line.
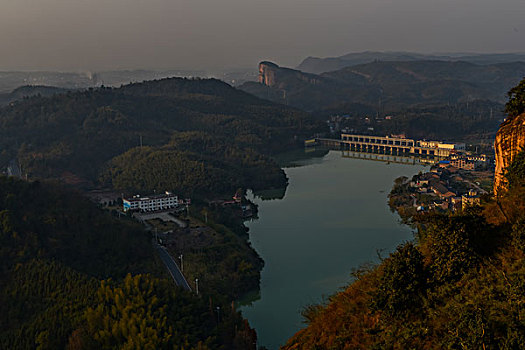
2, 259, 99, 349
84, 274, 218, 350
0, 85, 69, 106
0, 176, 256, 349
0, 176, 155, 277
101, 131, 287, 196
297, 51, 525, 75
0, 77, 323, 194
332, 99, 504, 141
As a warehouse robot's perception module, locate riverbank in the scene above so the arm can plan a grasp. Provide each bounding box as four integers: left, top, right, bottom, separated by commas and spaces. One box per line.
388, 162, 494, 224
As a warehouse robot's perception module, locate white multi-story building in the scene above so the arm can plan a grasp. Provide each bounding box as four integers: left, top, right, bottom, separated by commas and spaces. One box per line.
123, 191, 179, 212
419, 140, 465, 152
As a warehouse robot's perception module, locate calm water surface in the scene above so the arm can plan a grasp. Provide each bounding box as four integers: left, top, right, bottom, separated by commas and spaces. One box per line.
239, 151, 425, 349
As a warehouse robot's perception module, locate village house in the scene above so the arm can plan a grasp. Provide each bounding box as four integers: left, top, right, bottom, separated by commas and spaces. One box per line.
450, 196, 463, 211
431, 183, 457, 199
450, 157, 475, 170
462, 190, 481, 210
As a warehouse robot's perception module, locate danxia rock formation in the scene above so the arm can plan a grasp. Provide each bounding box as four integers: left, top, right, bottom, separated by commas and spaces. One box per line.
494, 112, 525, 193
257, 61, 323, 88
258, 61, 279, 86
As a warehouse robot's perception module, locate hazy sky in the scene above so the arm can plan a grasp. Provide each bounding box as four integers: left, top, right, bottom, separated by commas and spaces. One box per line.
1, 0, 524, 71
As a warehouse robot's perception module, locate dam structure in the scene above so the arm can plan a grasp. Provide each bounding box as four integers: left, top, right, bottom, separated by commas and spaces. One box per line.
307, 133, 465, 164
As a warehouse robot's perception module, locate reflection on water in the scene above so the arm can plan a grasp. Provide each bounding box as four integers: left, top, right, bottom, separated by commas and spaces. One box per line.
342, 150, 438, 165
252, 187, 287, 201
273, 148, 329, 168
236, 288, 262, 308
240, 151, 426, 350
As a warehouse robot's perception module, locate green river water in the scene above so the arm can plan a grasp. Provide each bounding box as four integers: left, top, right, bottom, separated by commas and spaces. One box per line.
239, 150, 426, 349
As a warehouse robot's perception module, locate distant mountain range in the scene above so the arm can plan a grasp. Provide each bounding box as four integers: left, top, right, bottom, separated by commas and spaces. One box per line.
297, 51, 525, 74
239, 60, 525, 114
0, 85, 70, 106
0, 69, 256, 96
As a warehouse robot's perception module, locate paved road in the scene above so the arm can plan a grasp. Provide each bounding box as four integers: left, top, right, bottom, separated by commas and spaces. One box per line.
7, 158, 21, 178
135, 212, 187, 228
154, 243, 192, 291
463, 179, 488, 195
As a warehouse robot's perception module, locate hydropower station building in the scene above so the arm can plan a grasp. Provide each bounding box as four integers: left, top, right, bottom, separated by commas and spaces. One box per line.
311, 133, 465, 158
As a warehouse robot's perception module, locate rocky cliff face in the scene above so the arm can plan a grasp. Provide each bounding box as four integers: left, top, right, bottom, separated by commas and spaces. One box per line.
494, 112, 525, 193
258, 61, 278, 86
257, 61, 323, 88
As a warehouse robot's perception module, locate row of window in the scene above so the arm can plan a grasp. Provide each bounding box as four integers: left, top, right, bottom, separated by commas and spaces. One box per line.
342, 136, 414, 147
125, 204, 176, 209
125, 199, 177, 206
348, 144, 412, 149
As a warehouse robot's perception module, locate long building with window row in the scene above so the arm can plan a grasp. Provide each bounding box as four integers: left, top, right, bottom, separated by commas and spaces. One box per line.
123, 191, 179, 212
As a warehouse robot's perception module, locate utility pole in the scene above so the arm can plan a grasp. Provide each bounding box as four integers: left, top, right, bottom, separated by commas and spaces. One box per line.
179, 254, 183, 272
195, 278, 199, 295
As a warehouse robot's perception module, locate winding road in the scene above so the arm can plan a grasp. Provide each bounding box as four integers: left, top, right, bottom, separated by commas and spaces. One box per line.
154, 242, 192, 291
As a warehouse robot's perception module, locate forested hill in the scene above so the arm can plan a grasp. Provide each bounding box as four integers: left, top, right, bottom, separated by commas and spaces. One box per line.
0, 176, 256, 349
0, 77, 324, 196
0, 85, 69, 106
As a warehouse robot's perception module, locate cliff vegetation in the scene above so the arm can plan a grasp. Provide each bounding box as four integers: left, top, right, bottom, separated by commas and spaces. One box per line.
495, 78, 525, 192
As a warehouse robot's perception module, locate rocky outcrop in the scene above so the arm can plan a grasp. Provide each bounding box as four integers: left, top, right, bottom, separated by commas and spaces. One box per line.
257, 61, 323, 88
258, 61, 279, 86
494, 112, 525, 193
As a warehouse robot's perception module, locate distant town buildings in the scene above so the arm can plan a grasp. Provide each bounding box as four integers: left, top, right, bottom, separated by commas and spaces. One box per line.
447, 153, 489, 170
407, 162, 488, 213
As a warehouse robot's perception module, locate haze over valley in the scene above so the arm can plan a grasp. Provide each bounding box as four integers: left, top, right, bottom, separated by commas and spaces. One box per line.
1, 1, 525, 349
